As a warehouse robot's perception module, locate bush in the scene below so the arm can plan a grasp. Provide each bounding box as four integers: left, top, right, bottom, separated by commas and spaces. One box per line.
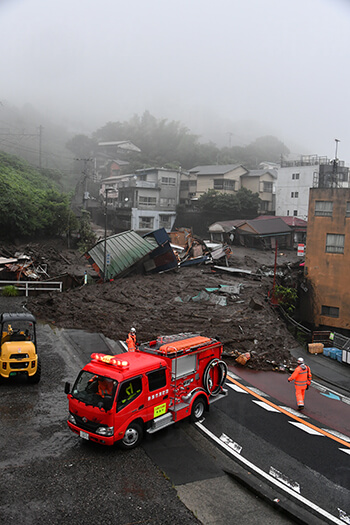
274, 285, 297, 314
2, 285, 19, 297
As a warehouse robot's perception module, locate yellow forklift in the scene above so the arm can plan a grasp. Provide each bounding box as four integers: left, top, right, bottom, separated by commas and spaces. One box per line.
0, 312, 41, 383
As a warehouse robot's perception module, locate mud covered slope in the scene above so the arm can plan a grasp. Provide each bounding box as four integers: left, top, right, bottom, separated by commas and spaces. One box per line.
27, 260, 301, 371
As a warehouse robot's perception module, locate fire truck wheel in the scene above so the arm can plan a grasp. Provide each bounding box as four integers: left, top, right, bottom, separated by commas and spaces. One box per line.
120, 422, 143, 449
191, 397, 206, 422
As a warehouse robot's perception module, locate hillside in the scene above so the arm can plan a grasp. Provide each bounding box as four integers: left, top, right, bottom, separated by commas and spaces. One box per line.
0, 152, 74, 240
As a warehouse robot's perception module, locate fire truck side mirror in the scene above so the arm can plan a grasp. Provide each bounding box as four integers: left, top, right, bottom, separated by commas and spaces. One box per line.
64, 382, 71, 394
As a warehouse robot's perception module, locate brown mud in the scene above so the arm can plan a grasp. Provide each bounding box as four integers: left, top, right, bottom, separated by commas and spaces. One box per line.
3, 240, 305, 372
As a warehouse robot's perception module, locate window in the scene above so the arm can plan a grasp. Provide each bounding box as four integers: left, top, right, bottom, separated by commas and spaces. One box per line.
160, 197, 175, 206
287, 210, 290, 216
293, 210, 298, 216
291, 192, 299, 198
346, 202, 350, 217
159, 214, 171, 228
139, 216, 154, 229
326, 233, 344, 253
138, 196, 156, 207
315, 201, 333, 217
161, 177, 176, 186
147, 368, 167, 392
263, 181, 273, 193
117, 377, 142, 411
321, 305, 339, 318
292, 173, 300, 180
181, 180, 197, 191
213, 179, 236, 191
260, 200, 269, 211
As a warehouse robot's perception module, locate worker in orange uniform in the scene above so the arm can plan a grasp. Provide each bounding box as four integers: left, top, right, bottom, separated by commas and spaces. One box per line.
288, 357, 312, 410
97, 377, 114, 397
126, 327, 137, 352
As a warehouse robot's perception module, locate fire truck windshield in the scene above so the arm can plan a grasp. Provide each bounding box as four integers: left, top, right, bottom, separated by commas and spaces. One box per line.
72, 370, 118, 410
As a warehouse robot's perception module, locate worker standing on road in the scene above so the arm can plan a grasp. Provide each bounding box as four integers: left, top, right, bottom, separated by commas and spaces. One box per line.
126, 327, 137, 352
288, 357, 312, 410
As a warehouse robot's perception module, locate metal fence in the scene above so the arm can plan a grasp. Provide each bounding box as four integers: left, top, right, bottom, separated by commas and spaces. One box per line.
0, 280, 62, 297
278, 308, 350, 364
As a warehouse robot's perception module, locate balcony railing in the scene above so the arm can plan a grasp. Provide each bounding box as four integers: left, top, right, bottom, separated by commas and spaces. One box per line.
118, 180, 159, 189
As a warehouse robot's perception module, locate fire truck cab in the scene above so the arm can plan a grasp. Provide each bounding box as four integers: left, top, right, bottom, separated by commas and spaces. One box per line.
65, 333, 227, 448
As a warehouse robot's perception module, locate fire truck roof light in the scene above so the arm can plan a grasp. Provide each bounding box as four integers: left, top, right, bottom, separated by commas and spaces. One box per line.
90, 353, 129, 369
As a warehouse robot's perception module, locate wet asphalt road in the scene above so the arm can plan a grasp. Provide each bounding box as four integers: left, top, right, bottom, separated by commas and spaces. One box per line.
0, 319, 297, 525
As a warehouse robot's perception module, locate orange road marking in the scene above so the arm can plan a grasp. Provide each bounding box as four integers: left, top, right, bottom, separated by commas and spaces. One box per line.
227, 375, 350, 449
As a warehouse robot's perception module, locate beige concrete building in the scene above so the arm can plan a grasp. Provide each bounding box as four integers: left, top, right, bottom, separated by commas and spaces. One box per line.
240, 169, 277, 213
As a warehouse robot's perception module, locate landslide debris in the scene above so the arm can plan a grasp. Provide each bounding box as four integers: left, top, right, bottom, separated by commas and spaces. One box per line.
21, 243, 304, 371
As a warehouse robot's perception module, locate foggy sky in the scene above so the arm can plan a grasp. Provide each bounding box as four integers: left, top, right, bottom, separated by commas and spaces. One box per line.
1, 0, 350, 163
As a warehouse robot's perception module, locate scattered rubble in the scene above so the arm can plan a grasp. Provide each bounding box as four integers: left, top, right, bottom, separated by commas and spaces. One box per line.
1, 239, 304, 372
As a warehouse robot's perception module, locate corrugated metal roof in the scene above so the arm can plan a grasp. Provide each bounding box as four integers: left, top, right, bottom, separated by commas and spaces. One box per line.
87, 230, 155, 280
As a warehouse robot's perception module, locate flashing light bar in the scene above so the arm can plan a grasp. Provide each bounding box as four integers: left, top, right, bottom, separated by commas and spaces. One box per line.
90, 353, 129, 368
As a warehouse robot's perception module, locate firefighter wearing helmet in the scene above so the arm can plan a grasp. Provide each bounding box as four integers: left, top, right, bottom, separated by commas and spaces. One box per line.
126, 327, 137, 352
288, 357, 312, 410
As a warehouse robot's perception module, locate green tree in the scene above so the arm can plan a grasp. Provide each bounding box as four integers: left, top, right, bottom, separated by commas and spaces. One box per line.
198, 188, 260, 216
77, 210, 96, 253
0, 152, 78, 240
66, 134, 97, 158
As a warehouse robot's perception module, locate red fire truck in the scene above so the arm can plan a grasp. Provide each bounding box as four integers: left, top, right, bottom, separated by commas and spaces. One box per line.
65, 333, 227, 448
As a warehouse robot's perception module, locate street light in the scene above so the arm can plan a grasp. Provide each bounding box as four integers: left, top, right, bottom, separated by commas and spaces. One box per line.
103, 187, 113, 282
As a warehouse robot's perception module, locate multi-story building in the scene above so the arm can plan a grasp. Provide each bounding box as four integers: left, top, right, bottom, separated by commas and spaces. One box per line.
302, 187, 350, 331
240, 168, 277, 214
181, 165, 248, 203
180, 164, 278, 213
275, 155, 349, 220
113, 167, 181, 233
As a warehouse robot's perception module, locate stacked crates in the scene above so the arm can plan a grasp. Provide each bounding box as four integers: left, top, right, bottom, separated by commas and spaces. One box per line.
323, 348, 343, 362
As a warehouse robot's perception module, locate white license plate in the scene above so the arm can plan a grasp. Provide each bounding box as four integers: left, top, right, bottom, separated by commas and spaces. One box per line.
80, 431, 89, 440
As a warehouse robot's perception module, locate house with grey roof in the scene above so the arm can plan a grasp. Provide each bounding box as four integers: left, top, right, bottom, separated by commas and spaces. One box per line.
180, 164, 248, 204
181, 164, 277, 212
234, 217, 293, 249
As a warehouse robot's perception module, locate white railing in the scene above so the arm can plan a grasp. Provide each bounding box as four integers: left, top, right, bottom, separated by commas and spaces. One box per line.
0, 280, 63, 297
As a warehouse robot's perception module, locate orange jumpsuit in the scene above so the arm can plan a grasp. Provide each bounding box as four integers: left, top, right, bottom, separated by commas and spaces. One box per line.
288, 364, 312, 408
98, 379, 113, 397
126, 332, 136, 352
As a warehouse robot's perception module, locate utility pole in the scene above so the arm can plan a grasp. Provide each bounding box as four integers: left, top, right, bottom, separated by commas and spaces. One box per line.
226, 132, 233, 148
76, 158, 93, 209
335, 138, 340, 161
103, 188, 113, 282
332, 139, 340, 187
38, 125, 43, 168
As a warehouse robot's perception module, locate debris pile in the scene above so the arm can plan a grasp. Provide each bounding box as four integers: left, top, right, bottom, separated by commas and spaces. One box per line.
22, 240, 304, 371
0, 241, 91, 285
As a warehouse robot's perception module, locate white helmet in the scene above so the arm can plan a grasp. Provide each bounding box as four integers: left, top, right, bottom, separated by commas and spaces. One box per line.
130, 327, 136, 333
297, 357, 304, 364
